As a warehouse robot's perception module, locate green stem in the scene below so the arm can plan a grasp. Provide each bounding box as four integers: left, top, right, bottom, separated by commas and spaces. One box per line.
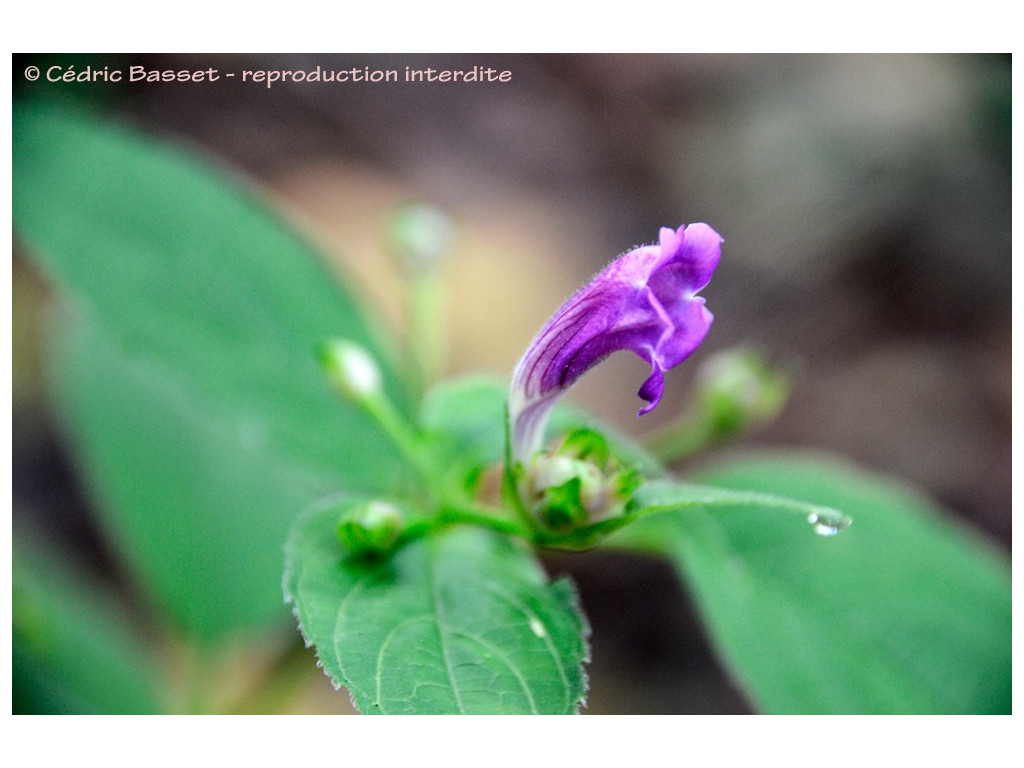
395, 505, 533, 549
358, 392, 438, 493
437, 506, 531, 538
502, 402, 542, 534
406, 271, 446, 407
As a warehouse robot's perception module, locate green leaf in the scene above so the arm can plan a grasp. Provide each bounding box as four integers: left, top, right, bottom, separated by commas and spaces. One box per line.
618, 452, 1011, 714
627, 478, 850, 530
419, 376, 512, 496
13, 100, 404, 637
13, 531, 162, 714
284, 499, 590, 714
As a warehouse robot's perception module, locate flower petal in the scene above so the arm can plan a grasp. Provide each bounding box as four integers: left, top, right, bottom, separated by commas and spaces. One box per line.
509, 223, 722, 463
637, 363, 665, 415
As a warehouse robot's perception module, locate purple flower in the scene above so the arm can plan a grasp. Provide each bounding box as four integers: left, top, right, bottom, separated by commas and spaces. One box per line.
509, 223, 722, 464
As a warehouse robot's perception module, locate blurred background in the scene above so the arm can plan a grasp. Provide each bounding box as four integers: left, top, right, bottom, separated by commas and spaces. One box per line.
13, 53, 1011, 713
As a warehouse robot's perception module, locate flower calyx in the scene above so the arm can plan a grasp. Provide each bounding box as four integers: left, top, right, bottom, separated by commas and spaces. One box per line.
335, 499, 406, 557
516, 428, 642, 548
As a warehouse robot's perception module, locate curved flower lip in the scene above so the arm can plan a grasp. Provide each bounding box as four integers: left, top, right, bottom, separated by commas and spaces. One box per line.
509, 223, 722, 464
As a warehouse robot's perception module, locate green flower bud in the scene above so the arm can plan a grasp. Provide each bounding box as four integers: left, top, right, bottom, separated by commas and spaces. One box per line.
385, 202, 456, 275
518, 429, 642, 543
318, 339, 382, 402
696, 348, 790, 437
336, 499, 405, 556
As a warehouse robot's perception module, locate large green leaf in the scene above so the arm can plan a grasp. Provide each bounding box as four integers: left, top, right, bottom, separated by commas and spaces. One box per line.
13, 532, 162, 714
618, 452, 1011, 714
284, 500, 590, 714
13, 101, 404, 637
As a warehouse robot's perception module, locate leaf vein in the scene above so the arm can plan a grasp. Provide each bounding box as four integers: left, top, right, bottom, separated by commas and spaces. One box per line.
427, 538, 466, 714
480, 580, 572, 711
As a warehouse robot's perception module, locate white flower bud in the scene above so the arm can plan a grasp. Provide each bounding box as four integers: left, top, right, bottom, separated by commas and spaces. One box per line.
386, 202, 456, 274
319, 339, 382, 401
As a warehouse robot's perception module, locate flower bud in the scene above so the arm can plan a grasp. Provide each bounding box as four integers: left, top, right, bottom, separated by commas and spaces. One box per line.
336, 499, 405, 556
385, 202, 456, 275
318, 339, 383, 402
696, 348, 790, 437
518, 429, 642, 541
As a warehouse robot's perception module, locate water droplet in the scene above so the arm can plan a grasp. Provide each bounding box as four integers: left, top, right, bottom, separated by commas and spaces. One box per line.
528, 616, 547, 638
806, 509, 852, 537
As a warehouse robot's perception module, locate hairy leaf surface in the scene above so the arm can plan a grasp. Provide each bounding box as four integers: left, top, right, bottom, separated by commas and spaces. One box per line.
284, 501, 590, 714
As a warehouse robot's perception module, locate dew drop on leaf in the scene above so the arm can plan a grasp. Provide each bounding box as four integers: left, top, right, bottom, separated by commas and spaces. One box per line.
806, 509, 852, 537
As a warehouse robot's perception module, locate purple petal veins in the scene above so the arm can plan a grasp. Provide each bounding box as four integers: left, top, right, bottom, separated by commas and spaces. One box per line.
509, 223, 722, 464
